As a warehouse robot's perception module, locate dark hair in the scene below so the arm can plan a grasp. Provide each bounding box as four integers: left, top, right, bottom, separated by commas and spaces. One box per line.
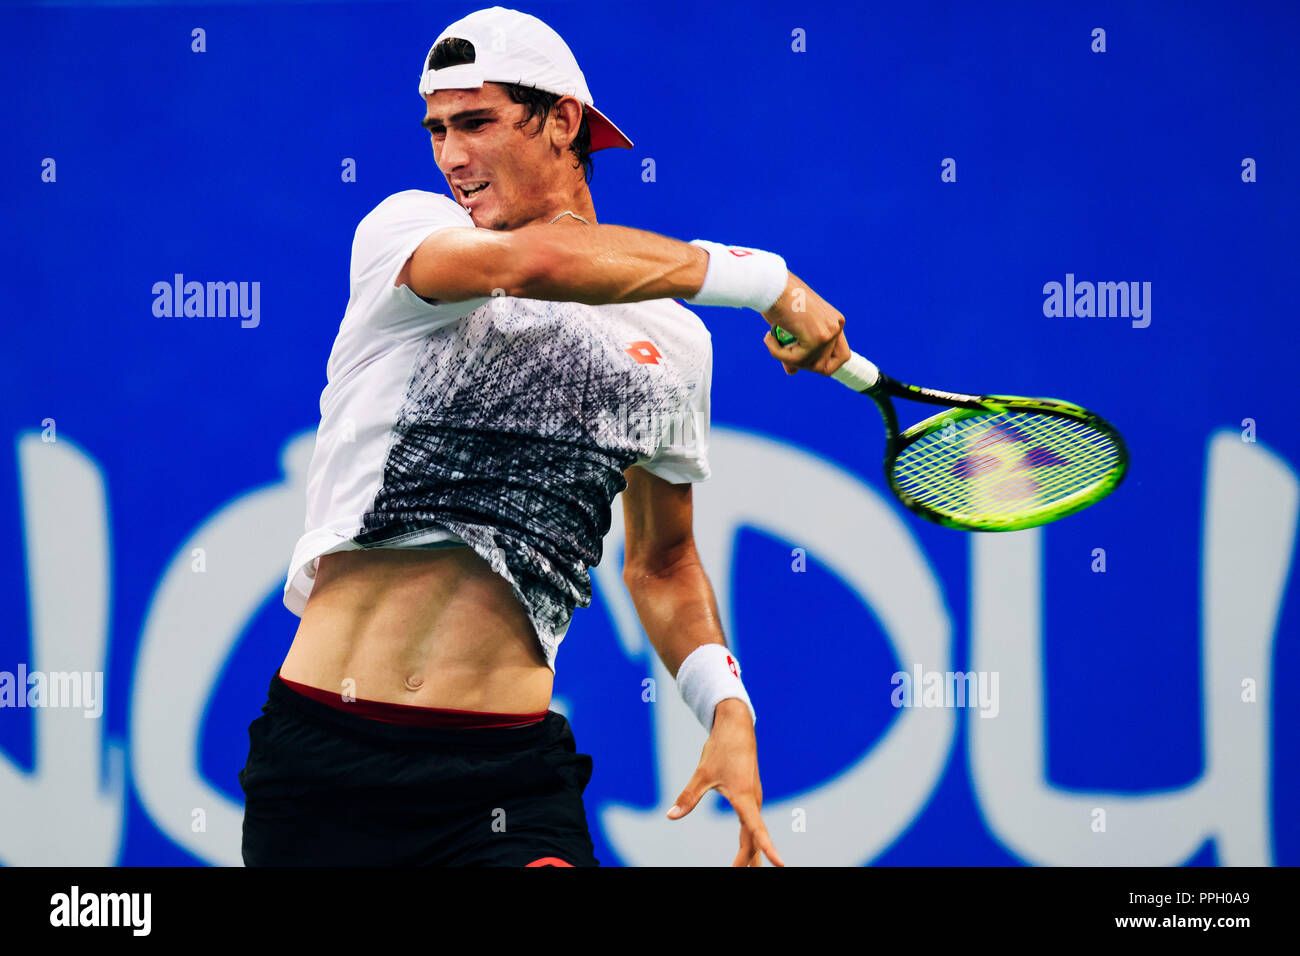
426, 37, 594, 184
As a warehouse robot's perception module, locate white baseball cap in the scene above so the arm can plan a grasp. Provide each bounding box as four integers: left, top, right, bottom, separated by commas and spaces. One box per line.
419, 6, 634, 152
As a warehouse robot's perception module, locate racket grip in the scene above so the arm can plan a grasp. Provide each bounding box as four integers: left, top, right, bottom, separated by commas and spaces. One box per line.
771, 325, 881, 391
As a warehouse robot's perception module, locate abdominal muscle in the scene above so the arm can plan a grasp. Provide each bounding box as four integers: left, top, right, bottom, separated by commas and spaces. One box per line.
278, 547, 554, 714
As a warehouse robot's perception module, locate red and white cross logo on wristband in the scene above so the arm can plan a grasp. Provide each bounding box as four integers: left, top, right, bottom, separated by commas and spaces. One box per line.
726, 654, 739, 678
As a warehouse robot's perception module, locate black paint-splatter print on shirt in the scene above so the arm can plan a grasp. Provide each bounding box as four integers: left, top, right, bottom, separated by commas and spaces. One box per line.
283, 190, 712, 672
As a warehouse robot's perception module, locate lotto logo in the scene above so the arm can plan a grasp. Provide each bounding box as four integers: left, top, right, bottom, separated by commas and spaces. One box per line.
728, 248, 753, 257
625, 340, 662, 365
726, 654, 739, 678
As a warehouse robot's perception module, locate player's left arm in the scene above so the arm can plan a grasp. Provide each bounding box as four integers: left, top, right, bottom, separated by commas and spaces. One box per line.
620, 465, 785, 867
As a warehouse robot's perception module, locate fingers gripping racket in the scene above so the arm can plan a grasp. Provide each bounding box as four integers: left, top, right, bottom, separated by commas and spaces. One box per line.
771, 326, 1128, 531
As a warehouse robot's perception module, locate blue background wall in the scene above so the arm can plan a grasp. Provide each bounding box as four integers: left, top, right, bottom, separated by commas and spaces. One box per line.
2, 0, 1296, 865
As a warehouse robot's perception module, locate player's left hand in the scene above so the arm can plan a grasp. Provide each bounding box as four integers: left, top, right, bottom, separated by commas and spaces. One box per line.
665, 699, 786, 867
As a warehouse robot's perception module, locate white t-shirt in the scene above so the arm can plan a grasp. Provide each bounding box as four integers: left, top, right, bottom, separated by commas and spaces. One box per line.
283, 189, 713, 672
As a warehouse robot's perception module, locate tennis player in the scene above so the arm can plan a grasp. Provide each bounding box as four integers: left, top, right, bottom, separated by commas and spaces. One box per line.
238, 5, 850, 868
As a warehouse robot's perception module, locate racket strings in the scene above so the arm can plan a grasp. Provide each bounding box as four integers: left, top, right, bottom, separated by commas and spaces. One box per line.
901, 420, 1117, 507
910, 418, 1115, 500
898, 418, 1117, 510
891, 410, 1122, 519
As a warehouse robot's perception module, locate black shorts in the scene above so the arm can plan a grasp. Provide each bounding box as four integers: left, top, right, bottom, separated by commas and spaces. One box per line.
238, 672, 600, 866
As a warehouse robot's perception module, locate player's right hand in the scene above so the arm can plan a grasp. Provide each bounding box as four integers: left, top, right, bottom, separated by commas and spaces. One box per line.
760, 271, 850, 377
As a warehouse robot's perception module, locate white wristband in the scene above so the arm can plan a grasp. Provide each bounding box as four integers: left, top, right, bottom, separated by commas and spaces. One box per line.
676, 643, 756, 733
685, 239, 788, 313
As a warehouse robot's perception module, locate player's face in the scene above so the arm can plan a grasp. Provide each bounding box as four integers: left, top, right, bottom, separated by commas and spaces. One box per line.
423, 85, 561, 231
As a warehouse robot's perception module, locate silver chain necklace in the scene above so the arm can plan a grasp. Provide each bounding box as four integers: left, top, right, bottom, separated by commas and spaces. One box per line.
549, 210, 590, 225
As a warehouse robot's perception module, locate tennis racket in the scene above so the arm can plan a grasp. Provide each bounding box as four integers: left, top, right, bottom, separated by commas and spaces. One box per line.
770, 325, 1128, 531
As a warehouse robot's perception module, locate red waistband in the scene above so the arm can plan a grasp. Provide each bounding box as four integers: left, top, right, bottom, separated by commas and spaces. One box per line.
275, 671, 548, 729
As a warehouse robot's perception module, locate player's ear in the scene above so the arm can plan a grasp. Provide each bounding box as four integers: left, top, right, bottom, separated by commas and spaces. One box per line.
549, 96, 583, 150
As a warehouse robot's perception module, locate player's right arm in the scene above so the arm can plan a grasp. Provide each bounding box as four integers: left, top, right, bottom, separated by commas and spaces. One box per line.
398, 221, 708, 305
396, 222, 848, 376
